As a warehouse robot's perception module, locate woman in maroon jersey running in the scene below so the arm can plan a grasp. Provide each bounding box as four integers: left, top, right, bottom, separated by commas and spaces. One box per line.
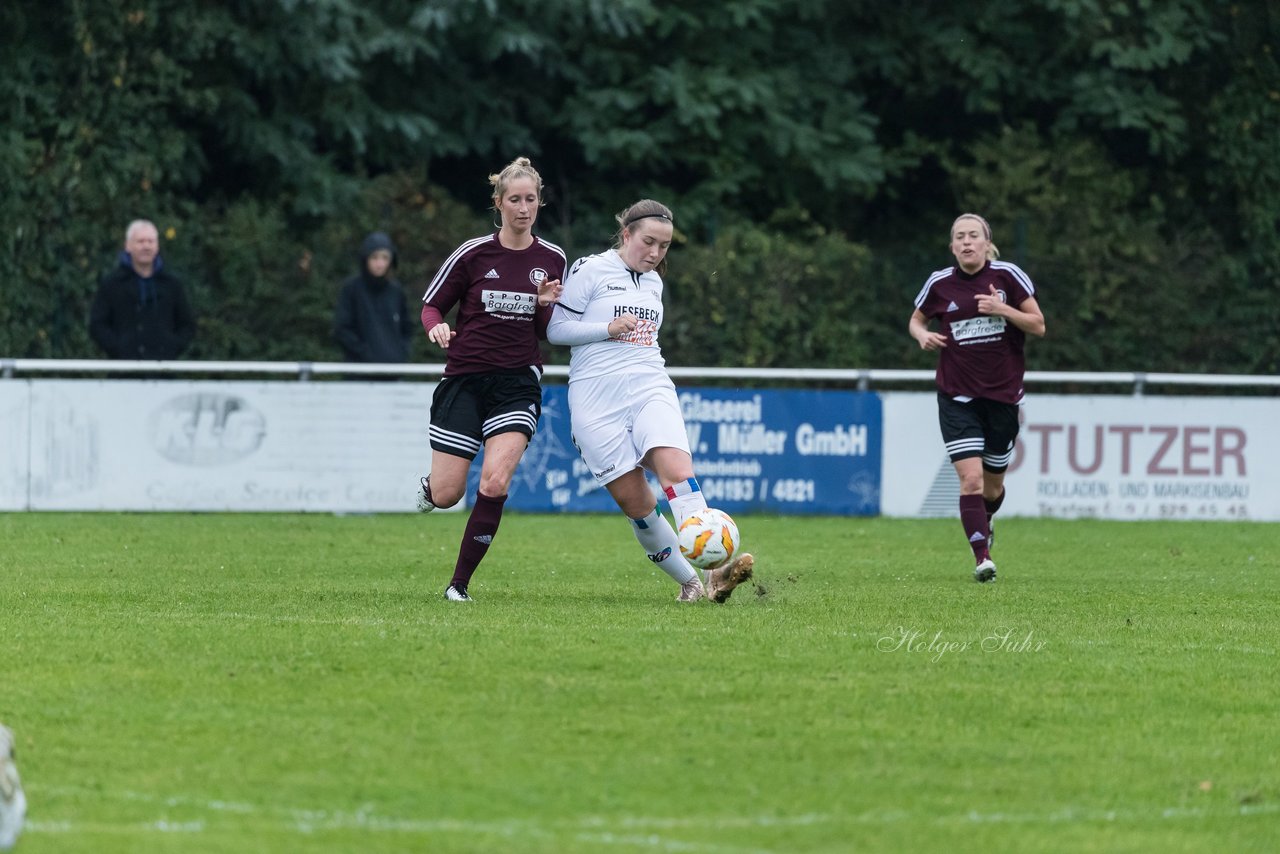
415, 156, 565, 602
908, 213, 1046, 583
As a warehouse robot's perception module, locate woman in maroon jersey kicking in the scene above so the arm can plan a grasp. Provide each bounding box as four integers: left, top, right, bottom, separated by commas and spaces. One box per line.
908, 213, 1046, 582
415, 156, 565, 601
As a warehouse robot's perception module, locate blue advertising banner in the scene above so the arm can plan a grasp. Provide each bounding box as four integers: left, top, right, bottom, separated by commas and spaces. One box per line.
475, 386, 882, 516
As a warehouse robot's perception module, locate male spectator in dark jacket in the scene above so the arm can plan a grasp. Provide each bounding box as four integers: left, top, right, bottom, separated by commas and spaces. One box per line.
89, 219, 197, 359
333, 231, 415, 363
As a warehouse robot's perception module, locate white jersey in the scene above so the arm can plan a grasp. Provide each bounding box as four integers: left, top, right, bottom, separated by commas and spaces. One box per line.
550, 250, 668, 382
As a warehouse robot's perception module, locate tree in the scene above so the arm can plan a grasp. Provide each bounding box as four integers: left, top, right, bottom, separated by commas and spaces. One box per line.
2, 0, 1275, 376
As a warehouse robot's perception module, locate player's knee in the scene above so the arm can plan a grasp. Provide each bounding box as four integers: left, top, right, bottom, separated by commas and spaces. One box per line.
617, 493, 656, 519
618, 502, 649, 521
430, 482, 465, 508
476, 473, 513, 498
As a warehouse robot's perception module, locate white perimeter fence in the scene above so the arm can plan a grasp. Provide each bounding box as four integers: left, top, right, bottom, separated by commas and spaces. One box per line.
1, 360, 1277, 520
5, 357, 1280, 394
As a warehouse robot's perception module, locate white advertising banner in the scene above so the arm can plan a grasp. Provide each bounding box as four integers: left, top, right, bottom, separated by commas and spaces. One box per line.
0, 383, 31, 510
882, 392, 1280, 521
22, 380, 437, 512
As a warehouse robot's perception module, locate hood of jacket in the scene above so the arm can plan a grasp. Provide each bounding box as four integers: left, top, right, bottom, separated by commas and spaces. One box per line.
360, 231, 398, 269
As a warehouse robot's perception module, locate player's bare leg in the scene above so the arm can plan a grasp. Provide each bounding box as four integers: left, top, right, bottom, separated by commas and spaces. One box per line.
983, 470, 1006, 552
419, 451, 472, 512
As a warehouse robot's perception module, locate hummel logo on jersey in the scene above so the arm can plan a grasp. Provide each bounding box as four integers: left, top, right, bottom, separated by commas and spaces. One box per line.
484, 269, 500, 279
605, 285, 626, 292
969, 531, 987, 543
473, 534, 494, 545
947, 301, 959, 312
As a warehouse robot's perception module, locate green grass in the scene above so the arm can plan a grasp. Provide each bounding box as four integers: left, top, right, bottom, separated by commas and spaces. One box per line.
1, 512, 1278, 853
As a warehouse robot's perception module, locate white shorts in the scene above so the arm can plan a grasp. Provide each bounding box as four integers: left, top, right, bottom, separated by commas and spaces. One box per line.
568, 371, 691, 486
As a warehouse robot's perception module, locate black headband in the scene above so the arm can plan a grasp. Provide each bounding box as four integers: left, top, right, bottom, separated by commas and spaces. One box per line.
624, 212, 673, 227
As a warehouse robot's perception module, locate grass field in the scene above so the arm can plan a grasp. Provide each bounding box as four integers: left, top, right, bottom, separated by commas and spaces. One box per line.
1, 511, 1278, 853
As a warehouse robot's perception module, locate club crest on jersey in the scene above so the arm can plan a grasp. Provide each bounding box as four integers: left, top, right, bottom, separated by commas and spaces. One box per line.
529, 268, 548, 285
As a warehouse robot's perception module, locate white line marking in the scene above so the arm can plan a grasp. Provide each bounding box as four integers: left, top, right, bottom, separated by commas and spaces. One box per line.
27, 786, 1280, 849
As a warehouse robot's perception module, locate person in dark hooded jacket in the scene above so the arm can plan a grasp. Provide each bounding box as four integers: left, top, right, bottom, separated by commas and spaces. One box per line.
333, 231, 415, 363
89, 219, 196, 360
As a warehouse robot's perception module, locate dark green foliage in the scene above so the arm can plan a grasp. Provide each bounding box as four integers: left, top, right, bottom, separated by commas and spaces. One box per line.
942, 125, 1197, 373
662, 212, 875, 369
1, 0, 1276, 375
183, 172, 487, 361
1, 1, 204, 357
1199, 4, 1280, 373
301, 171, 488, 363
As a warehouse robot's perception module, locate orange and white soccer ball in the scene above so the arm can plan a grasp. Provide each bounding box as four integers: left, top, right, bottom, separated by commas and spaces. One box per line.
677, 508, 740, 570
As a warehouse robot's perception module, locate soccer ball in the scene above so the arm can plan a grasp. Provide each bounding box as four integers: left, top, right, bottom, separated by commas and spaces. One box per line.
677, 508, 740, 570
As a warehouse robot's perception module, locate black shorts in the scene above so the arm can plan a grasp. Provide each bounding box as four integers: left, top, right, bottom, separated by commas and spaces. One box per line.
937, 393, 1020, 471
429, 370, 542, 460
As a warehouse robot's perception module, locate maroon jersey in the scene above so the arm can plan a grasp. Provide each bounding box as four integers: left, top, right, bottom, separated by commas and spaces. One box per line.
913, 260, 1037, 404
421, 233, 566, 377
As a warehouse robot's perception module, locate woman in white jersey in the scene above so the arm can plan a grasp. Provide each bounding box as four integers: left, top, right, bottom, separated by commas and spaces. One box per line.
909, 213, 1045, 583
547, 199, 754, 603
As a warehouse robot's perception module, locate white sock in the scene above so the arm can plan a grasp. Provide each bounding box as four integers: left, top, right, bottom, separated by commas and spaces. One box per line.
630, 508, 697, 584
665, 491, 709, 530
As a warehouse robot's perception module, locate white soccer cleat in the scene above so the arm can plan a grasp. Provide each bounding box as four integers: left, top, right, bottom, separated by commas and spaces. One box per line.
676, 576, 705, 603
0, 725, 25, 852
706, 552, 754, 604
444, 583, 472, 602
974, 558, 997, 583
416, 476, 436, 513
